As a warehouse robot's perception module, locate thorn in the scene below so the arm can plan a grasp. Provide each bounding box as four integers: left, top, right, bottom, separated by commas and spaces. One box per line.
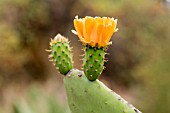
48, 55, 53, 58
70, 47, 73, 50
80, 58, 84, 61
45, 49, 51, 52
68, 41, 71, 44
81, 48, 84, 51
105, 53, 110, 55
104, 60, 108, 62
105, 57, 108, 60
95, 69, 97, 72
57, 44, 61, 47
52, 63, 55, 66
80, 54, 85, 57
49, 42, 53, 46
89, 54, 92, 57
49, 59, 54, 62
90, 64, 93, 68
95, 59, 98, 63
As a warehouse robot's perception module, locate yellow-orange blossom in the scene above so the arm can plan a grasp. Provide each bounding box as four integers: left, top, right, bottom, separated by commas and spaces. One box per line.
72, 16, 118, 47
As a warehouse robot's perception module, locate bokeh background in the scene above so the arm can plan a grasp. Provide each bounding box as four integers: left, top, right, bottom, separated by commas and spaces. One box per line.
0, 0, 170, 113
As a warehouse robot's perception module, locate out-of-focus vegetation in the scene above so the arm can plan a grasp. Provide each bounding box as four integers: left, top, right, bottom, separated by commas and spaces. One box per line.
1, 86, 69, 113
12, 87, 70, 113
0, 0, 170, 113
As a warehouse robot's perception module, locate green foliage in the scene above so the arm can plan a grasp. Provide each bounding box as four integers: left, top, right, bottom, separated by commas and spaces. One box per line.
11, 87, 70, 113
49, 34, 73, 75
64, 69, 141, 113
83, 46, 105, 81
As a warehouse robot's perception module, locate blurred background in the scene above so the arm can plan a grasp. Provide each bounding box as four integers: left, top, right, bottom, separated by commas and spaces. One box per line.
0, 0, 170, 113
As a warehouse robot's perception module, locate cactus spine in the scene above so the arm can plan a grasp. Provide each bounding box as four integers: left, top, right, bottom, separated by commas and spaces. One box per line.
48, 34, 73, 75
64, 69, 141, 113
83, 46, 105, 81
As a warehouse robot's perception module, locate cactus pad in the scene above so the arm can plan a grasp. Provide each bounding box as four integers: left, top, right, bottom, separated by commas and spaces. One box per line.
48, 34, 73, 75
64, 69, 141, 113
83, 46, 105, 81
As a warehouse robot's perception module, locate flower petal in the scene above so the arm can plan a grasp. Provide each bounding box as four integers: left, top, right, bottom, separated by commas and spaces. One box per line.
95, 17, 103, 25
84, 17, 94, 43
102, 17, 109, 25
97, 24, 104, 45
105, 19, 118, 43
74, 19, 84, 41
90, 20, 97, 44
99, 25, 113, 46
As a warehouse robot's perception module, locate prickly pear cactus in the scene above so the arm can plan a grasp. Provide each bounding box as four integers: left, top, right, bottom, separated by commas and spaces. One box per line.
64, 69, 141, 113
47, 16, 142, 113
47, 34, 73, 75
83, 46, 105, 81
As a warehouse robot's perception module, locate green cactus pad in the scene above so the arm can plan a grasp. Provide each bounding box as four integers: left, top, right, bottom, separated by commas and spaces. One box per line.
64, 69, 141, 113
83, 46, 105, 81
49, 34, 73, 75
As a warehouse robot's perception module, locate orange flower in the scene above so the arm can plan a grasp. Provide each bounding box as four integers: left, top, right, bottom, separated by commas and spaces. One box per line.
72, 16, 118, 47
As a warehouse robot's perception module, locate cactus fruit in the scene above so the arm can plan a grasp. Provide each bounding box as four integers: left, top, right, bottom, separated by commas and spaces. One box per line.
72, 16, 118, 81
47, 34, 73, 75
83, 46, 105, 81
64, 69, 141, 113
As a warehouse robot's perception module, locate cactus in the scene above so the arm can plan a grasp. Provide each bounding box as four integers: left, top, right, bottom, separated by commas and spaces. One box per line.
83, 46, 105, 81
47, 16, 142, 113
47, 34, 73, 75
64, 69, 141, 113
